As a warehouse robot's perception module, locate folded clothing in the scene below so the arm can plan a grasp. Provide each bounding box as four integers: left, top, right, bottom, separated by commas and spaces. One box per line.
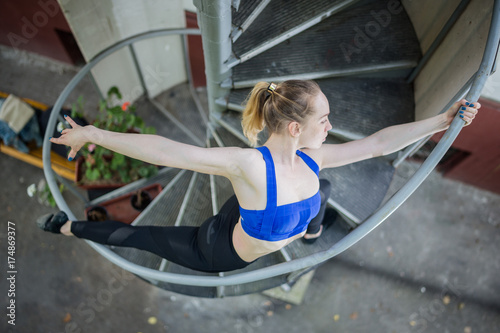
0, 94, 35, 133
0, 120, 29, 153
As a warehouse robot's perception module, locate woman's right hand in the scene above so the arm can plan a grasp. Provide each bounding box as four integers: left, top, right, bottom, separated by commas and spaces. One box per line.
50, 115, 96, 161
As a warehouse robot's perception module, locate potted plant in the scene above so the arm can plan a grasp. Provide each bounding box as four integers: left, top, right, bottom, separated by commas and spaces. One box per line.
85, 183, 163, 224
74, 87, 158, 190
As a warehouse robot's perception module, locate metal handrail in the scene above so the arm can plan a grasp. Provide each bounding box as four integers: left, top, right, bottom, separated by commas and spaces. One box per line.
43, 0, 500, 287
406, 0, 471, 83
393, 73, 476, 167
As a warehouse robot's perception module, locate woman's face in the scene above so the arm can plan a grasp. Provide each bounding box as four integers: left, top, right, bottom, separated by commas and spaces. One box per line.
299, 91, 332, 149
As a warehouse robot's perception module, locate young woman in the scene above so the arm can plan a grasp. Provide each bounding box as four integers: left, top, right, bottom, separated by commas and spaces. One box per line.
37, 80, 479, 273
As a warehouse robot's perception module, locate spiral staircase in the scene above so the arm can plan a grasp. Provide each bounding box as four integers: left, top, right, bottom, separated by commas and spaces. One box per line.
43, 0, 500, 298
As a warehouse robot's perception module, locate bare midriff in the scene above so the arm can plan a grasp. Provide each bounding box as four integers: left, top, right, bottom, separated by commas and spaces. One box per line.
232, 217, 305, 262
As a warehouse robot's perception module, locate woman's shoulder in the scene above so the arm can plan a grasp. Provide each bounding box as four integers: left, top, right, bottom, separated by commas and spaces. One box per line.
299, 148, 323, 168
234, 148, 265, 177
228, 147, 267, 210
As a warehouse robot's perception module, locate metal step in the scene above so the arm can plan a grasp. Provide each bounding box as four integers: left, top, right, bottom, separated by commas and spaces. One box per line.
319, 137, 395, 222
231, 0, 271, 42
132, 170, 193, 227
214, 112, 252, 146
284, 210, 352, 259
221, 77, 415, 141
207, 131, 236, 211
232, 0, 262, 28
135, 94, 203, 147
177, 173, 214, 227
231, 0, 421, 87
152, 83, 207, 146
87, 167, 180, 206
320, 77, 415, 140
230, 0, 360, 67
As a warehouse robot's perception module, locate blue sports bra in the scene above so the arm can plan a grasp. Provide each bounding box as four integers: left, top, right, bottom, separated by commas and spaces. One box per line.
239, 146, 321, 241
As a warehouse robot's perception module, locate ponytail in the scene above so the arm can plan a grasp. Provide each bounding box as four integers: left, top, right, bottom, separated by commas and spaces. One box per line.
241, 82, 269, 146
241, 80, 321, 146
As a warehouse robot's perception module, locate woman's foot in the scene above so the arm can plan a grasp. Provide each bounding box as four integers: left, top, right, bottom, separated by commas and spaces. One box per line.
303, 225, 324, 244
303, 225, 324, 241
36, 211, 73, 235
302, 208, 338, 244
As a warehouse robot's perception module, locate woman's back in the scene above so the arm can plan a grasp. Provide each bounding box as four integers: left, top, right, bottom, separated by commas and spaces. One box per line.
229, 145, 322, 262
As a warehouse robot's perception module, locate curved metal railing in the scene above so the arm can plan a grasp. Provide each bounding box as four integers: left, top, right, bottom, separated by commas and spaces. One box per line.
43, 0, 500, 287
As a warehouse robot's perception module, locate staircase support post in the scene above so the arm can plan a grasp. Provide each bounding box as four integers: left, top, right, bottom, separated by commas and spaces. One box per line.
193, 0, 232, 116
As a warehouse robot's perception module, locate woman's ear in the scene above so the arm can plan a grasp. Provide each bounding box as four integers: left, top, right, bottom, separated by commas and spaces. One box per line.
288, 121, 302, 138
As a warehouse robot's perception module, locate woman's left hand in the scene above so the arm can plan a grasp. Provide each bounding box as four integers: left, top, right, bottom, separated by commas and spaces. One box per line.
445, 99, 481, 127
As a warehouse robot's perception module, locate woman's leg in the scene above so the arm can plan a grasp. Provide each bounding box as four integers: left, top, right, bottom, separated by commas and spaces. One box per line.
40, 195, 251, 272
304, 179, 332, 238
67, 197, 250, 272
70, 220, 200, 265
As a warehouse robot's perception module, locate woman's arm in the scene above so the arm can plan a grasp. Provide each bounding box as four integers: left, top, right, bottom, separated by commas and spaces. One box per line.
315, 99, 480, 169
51, 116, 246, 178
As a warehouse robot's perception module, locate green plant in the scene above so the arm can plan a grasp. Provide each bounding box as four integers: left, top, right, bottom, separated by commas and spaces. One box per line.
27, 180, 64, 208
76, 87, 158, 185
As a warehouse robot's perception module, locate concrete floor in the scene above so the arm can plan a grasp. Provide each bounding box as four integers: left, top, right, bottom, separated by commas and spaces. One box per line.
1, 46, 499, 333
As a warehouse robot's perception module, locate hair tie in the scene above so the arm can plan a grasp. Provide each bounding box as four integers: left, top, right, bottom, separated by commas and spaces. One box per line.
267, 83, 277, 93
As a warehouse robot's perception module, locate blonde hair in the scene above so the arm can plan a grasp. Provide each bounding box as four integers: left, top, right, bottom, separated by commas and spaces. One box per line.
241, 80, 321, 146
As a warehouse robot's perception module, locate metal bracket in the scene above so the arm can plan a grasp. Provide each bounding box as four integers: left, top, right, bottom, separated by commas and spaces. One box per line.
232, 0, 241, 11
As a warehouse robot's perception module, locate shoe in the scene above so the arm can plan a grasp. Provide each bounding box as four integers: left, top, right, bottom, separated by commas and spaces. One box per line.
36, 211, 69, 234
302, 208, 338, 244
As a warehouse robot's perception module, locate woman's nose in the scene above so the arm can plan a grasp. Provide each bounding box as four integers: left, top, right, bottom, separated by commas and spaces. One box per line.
326, 121, 332, 131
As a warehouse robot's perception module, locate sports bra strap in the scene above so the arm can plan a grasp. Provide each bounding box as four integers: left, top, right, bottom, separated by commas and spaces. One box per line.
255, 147, 320, 239
296, 150, 320, 176
255, 146, 277, 237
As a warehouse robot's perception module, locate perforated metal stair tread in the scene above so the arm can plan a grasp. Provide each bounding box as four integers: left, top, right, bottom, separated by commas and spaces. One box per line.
154, 83, 207, 144
233, 0, 351, 58
207, 135, 237, 212
320, 77, 415, 138
88, 167, 180, 206
177, 173, 213, 227
136, 95, 202, 147
232, 0, 263, 28
225, 77, 414, 139
214, 175, 234, 213
285, 214, 352, 259
321, 157, 395, 222
232, 0, 421, 85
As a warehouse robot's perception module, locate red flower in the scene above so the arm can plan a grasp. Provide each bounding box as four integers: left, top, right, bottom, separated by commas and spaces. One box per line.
121, 102, 131, 111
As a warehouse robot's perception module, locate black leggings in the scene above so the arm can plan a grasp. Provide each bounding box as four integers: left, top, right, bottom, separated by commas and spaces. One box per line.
307, 179, 332, 234
71, 180, 331, 273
